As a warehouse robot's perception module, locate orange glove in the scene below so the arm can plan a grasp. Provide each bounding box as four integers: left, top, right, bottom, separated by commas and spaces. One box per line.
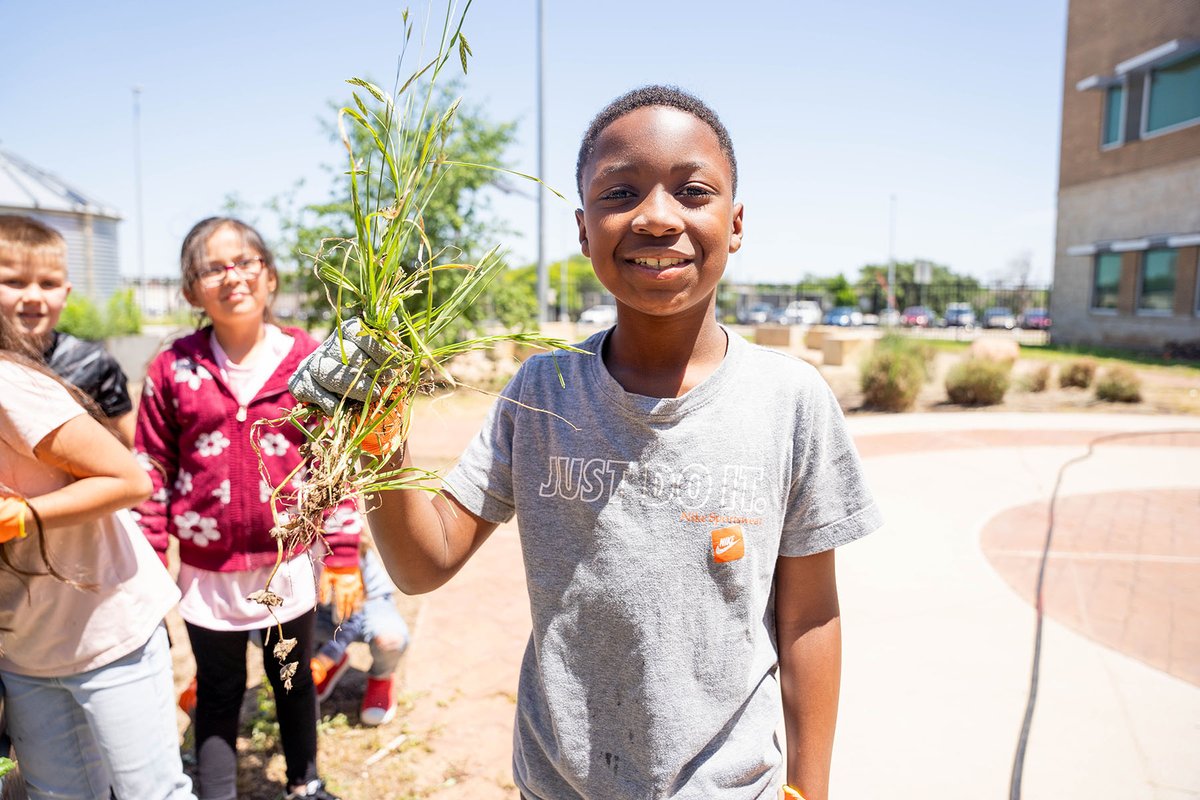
0, 497, 29, 544
319, 565, 364, 623
360, 397, 405, 457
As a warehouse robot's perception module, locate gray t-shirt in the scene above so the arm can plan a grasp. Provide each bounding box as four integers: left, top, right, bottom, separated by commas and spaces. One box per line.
444, 328, 881, 799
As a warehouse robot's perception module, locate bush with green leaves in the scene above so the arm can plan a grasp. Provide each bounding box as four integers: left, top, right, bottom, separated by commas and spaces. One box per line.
860, 340, 926, 411
1059, 359, 1097, 388
52, 290, 142, 341
55, 295, 108, 341
1094, 366, 1142, 403
105, 288, 142, 336
945, 357, 1010, 405
1018, 362, 1051, 392
874, 334, 935, 378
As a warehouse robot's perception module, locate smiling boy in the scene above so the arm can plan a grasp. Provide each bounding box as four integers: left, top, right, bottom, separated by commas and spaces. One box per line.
0, 215, 134, 444
292, 86, 882, 800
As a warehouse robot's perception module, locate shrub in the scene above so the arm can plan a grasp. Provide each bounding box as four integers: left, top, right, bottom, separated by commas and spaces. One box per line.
56, 295, 108, 341
1059, 359, 1097, 389
945, 358, 1010, 405
1094, 366, 1142, 403
874, 334, 935, 379
105, 288, 142, 336
1018, 362, 1051, 392
860, 346, 926, 411
1164, 339, 1200, 361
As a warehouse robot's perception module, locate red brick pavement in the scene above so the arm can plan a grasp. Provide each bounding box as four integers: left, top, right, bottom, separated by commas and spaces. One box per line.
980, 487, 1200, 687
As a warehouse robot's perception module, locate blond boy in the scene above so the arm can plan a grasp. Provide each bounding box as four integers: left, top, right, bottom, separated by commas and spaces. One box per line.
0, 215, 134, 444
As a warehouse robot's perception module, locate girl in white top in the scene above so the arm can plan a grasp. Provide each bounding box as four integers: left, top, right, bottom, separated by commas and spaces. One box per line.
0, 312, 191, 799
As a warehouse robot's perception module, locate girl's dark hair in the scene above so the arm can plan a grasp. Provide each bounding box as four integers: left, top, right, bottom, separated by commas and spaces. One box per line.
575, 85, 738, 200
179, 216, 278, 325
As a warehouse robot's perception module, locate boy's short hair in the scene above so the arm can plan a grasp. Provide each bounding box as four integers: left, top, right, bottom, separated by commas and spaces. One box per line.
575, 85, 738, 200
0, 214, 68, 268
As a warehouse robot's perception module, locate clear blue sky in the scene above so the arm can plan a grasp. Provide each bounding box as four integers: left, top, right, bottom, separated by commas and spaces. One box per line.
3, 0, 1067, 286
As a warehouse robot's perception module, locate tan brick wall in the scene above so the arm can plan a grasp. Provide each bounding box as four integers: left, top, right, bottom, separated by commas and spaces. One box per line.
1050, 158, 1200, 349
1059, 0, 1200, 189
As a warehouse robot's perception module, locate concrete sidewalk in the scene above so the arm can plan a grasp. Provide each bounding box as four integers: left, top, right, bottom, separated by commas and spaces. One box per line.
397, 412, 1200, 799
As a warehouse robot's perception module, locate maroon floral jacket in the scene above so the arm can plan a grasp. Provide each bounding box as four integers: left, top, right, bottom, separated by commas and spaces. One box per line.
133, 326, 360, 572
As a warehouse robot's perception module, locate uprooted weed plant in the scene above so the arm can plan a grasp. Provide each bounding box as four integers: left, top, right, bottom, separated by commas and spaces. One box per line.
248, 1, 579, 674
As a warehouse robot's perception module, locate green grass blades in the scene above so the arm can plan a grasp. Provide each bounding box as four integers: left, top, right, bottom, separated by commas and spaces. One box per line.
259, 0, 583, 560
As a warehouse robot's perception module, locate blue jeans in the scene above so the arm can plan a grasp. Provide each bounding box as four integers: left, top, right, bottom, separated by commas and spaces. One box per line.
1, 624, 193, 800
316, 594, 409, 679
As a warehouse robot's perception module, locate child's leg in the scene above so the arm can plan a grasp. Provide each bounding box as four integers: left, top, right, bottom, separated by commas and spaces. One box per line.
260, 609, 318, 789
71, 624, 193, 799
361, 595, 409, 679
186, 622, 250, 800
0, 669, 109, 797
313, 602, 350, 666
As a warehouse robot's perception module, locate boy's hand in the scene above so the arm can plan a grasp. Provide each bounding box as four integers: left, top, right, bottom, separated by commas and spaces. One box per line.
0, 497, 29, 544
290, 318, 397, 417
319, 564, 365, 623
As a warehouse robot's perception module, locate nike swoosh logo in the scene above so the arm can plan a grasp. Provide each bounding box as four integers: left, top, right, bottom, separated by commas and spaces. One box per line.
714, 538, 739, 555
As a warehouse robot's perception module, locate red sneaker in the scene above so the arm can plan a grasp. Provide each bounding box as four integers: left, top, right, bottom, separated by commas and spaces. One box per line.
360, 676, 396, 726
312, 653, 351, 703
178, 677, 198, 716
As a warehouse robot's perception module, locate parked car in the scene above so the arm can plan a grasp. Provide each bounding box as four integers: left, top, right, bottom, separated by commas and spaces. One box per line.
983, 306, 1016, 330
900, 305, 937, 327
873, 308, 902, 327
943, 302, 976, 328
1017, 307, 1051, 330
578, 304, 618, 326
823, 306, 863, 326
776, 300, 823, 326
737, 302, 778, 325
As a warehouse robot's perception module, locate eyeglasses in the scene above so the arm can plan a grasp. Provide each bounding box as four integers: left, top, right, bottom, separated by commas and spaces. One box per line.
194, 257, 265, 288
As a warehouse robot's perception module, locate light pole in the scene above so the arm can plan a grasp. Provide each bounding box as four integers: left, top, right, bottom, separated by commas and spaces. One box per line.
132, 86, 146, 302
887, 193, 896, 322
535, 0, 548, 325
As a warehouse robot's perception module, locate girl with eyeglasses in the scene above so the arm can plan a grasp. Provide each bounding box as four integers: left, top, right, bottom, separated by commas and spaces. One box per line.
132, 217, 362, 800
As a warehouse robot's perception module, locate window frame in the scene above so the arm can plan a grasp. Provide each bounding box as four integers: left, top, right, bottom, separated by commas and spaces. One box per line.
1090, 252, 1122, 314
1135, 248, 1178, 316
1140, 52, 1200, 139
1101, 82, 1126, 149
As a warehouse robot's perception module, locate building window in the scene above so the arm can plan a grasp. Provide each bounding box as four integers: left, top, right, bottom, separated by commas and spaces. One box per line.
1092, 253, 1121, 310
1102, 84, 1125, 146
1145, 53, 1200, 134
1138, 248, 1177, 312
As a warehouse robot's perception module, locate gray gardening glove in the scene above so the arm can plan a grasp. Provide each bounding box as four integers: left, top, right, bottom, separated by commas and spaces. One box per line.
289, 318, 397, 416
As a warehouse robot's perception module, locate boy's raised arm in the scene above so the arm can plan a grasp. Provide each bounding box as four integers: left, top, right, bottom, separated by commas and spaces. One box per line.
776, 549, 842, 800
366, 446, 498, 594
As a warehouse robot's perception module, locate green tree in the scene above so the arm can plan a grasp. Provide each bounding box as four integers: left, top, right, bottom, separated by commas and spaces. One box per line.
498, 254, 603, 325
826, 274, 858, 307
57, 295, 107, 341
855, 260, 980, 311
105, 288, 142, 335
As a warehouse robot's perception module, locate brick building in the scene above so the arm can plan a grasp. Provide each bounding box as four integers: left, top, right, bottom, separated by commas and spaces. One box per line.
1051, 0, 1200, 351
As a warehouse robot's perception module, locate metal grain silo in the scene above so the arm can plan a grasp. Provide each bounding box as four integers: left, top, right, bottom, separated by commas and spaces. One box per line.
0, 149, 123, 301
